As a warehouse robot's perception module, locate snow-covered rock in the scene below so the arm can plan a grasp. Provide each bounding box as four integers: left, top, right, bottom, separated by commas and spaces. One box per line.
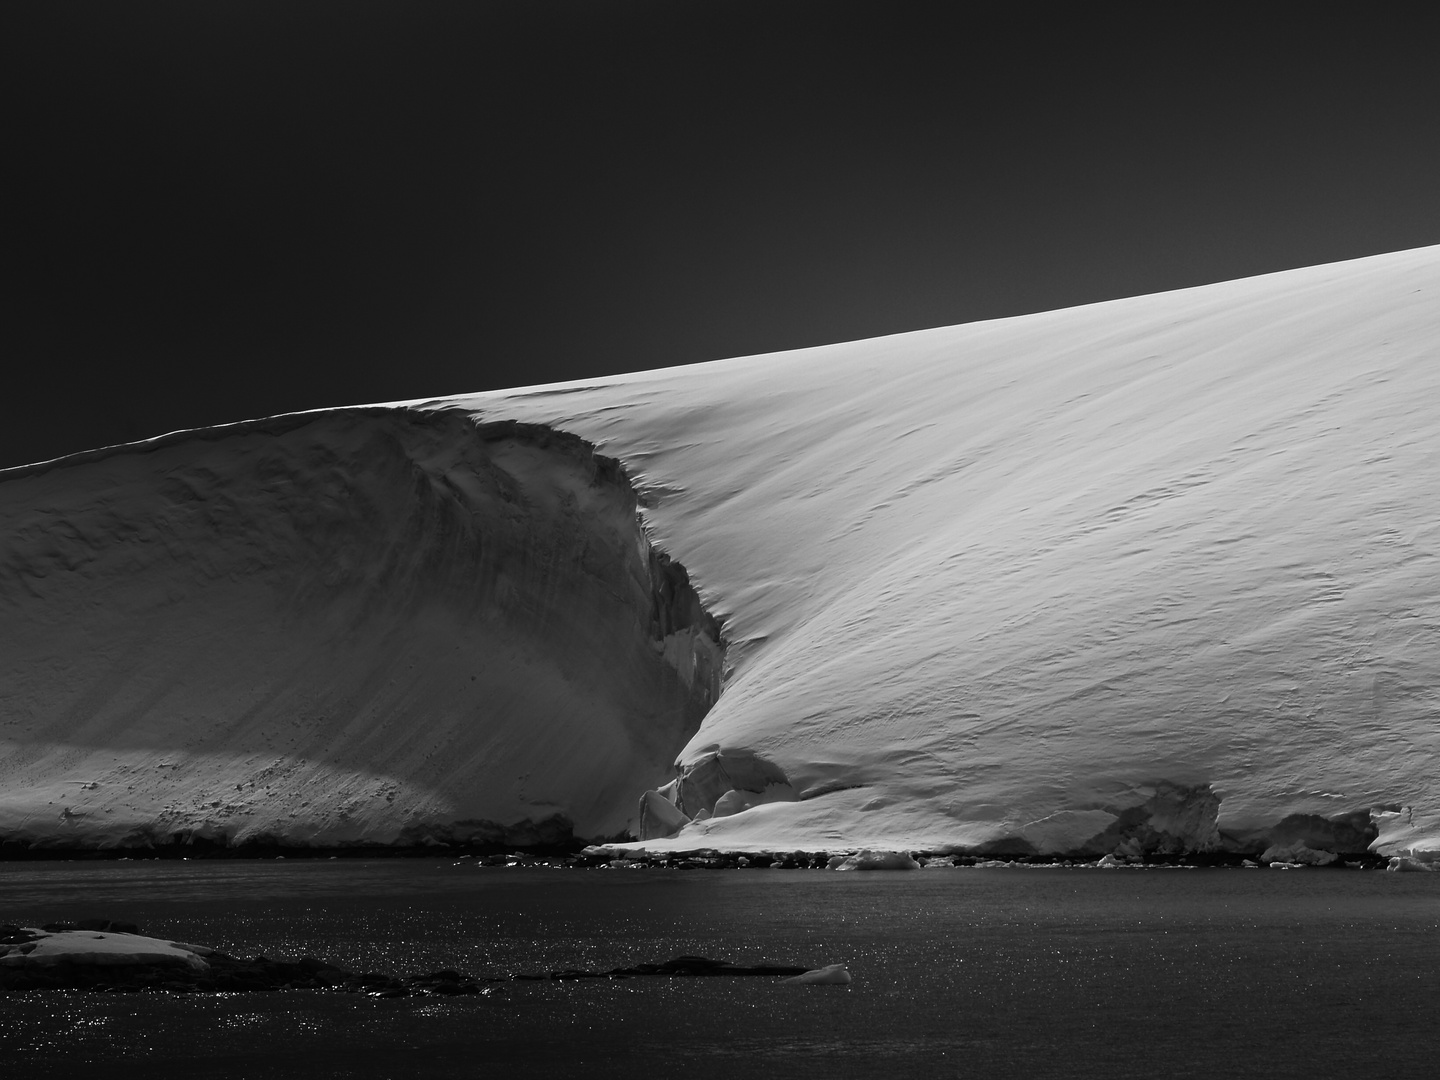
4, 245, 1440, 855
0, 928, 210, 972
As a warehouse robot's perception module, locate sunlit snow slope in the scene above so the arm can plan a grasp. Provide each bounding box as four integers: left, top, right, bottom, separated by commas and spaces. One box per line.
3, 246, 1438, 855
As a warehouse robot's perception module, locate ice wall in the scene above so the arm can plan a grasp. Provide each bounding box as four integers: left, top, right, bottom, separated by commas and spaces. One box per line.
0, 410, 722, 848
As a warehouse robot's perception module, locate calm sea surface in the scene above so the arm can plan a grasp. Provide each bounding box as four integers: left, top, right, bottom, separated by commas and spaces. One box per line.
1, 860, 1437, 1078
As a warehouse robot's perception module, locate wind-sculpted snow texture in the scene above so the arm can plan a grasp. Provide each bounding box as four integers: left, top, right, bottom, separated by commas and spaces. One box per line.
3, 246, 1439, 856
0, 412, 720, 847
439, 246, 1440, 857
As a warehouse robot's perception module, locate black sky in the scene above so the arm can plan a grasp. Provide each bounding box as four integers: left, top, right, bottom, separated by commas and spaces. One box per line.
7, 1, 1440, 468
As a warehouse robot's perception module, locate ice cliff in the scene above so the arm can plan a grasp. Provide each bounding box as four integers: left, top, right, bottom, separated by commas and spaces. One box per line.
0, 412, 720, 847
3, 245, 1439, 856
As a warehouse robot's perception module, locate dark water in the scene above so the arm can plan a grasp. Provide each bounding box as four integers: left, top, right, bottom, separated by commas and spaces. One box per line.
2, 860, 1437, 1078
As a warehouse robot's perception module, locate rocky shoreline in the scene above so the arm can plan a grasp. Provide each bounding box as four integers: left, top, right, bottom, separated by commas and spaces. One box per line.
0, 843, 1408, 869
0, 922, 820, 995
497, 847, 1400, 871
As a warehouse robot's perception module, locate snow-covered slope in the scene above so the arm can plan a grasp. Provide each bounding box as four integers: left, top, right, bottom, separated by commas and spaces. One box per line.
3, 246, 1438, 855
0, 412, 719, 847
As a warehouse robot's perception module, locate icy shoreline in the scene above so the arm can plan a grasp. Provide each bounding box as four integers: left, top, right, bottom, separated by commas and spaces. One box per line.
0, 841, 1416, 871
0, 921, 830, 994
5, 245, 1440, 857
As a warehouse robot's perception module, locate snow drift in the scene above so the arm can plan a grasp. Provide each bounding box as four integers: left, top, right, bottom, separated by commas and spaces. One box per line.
3, 245, 1439, 856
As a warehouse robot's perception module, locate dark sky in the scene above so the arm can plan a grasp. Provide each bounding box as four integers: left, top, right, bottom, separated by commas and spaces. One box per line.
8, 2, 1440, 468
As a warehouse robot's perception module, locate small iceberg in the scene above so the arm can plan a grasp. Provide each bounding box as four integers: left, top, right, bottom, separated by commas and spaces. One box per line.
1386, 856, 1435, 872
829, 849, 920, 871
783, 964, 852, 986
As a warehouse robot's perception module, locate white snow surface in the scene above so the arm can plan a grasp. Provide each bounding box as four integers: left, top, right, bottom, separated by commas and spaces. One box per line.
783, 963, 852, 985
0, 930, 210, 970
4, 245, 1440, 853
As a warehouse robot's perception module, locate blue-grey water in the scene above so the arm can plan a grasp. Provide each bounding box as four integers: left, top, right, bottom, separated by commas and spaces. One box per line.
2, 860, 1437, 1078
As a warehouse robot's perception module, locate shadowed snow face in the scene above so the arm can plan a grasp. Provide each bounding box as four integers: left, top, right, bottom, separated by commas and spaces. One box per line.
0, 411, 723, 847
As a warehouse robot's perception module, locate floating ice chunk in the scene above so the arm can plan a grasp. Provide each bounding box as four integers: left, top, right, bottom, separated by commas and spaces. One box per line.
1386, 856, 1435, 872
783, 964, 852, 986
830, 849, 920, 871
